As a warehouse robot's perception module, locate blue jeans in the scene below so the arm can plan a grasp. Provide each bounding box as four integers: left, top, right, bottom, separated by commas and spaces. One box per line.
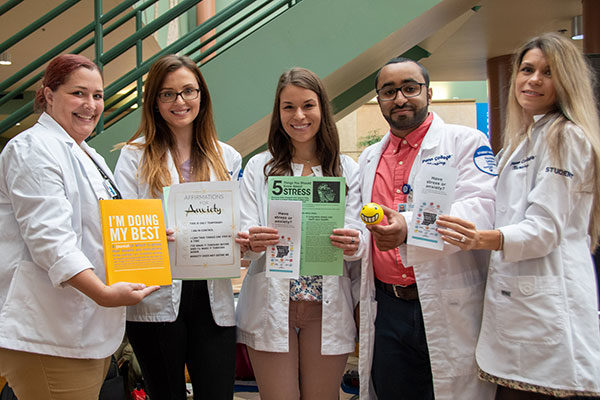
371, 284, 434, 400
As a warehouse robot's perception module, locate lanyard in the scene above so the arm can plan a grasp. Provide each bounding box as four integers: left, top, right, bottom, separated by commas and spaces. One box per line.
86, 153, 122, 200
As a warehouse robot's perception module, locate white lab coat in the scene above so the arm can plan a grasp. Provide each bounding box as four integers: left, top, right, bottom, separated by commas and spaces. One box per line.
476, 115, 600, 395
0, 112, 124, 359
114, 137, 242, 326
358, 113, 497, 399
236, 152, 363, 355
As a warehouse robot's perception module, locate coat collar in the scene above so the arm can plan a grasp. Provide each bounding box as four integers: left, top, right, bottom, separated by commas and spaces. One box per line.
37, 112, 78, 147
291, 161, 323, 177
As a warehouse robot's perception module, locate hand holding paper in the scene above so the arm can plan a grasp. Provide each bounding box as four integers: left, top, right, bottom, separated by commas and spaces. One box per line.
367, 205, 407, 251
436, 215, 481, 250
166, 228, 175, 242
330, 228, 360, 256
66, 269, 160, 307
248, 226, 280, 253
235, 231, 251, 255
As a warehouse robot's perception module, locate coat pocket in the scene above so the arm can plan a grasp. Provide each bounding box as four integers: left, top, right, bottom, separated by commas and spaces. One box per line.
236, 270, 269, 334
493, 274, 566, 344
440, 282, 485, 358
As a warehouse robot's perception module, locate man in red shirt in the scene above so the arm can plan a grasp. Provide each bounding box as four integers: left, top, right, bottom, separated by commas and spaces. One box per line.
357, 58, 497, 400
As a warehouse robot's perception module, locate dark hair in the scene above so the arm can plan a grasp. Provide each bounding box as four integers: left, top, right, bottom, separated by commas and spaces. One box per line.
374, 57, 430, 89
265, 67, 342, 179
126, 54, 229, 197
34, 54, 102, 112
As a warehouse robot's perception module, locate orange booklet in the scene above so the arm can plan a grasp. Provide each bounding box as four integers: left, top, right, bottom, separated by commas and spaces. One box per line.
99, 199, 172, 286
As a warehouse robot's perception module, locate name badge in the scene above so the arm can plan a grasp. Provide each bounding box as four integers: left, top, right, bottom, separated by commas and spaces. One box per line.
103, 179, 119, 199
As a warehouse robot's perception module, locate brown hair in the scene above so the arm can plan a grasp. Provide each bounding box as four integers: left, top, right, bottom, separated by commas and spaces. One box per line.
265, 67, 342, 178
34, 54, 102, 112
126, 54, 229, 197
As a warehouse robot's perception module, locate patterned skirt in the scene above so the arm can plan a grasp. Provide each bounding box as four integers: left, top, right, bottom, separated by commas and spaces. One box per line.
479, 368, 600, 398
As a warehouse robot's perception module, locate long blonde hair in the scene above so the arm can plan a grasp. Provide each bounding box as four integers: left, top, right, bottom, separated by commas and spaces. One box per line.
501, 33, 600, 245
127, 54, 229, 197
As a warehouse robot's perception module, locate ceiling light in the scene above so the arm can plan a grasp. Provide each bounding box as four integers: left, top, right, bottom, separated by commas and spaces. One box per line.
572, 15, 583, 40
0, 52, 11, 65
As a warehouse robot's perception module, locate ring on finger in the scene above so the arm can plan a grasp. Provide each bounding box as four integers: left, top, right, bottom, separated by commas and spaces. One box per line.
351, 237, 355, 244
253, 233, 257, 240
460, 235, 466, 243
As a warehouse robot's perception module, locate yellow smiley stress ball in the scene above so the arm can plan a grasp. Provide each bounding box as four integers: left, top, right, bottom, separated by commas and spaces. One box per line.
360, 202, 383, 225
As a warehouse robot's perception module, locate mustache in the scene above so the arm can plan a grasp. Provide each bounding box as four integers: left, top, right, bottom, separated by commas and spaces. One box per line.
391, 104, 415, 112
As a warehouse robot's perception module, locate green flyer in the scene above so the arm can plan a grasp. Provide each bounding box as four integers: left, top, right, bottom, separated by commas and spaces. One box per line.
267, 176, 346, 276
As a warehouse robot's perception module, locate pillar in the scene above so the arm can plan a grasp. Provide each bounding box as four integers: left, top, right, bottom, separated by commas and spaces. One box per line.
486, 54, 512, 154
196, 0, 216, 62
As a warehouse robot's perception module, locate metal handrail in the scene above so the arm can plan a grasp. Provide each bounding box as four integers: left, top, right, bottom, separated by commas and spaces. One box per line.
0, 0, 23, 17
100, 0, 201, 66
0, 0, 303, 136
0, 0, 152, 134
186, 0, 273, 58
0, 0, 144, 104
99, 0, 298, 132
0, 0, 81, 54
103, 0, 257, 101
193, 0, 293, 64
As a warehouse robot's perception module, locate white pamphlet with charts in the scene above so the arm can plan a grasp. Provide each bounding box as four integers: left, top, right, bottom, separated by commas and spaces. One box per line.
266, 199, 302, 279
407, 164, 458, 250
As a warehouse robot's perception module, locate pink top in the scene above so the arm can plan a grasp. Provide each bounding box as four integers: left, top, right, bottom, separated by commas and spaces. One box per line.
371, 113, 432, 285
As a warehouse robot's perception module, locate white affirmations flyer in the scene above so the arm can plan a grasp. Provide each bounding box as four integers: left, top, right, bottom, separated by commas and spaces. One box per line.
266, 199, 302, 279
407, 164, 458, 250
166, 181, 241, 279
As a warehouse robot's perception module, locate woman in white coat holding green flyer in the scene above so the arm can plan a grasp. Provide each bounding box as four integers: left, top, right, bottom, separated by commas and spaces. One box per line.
235, 67, 363, 400
114, 54, 241, 400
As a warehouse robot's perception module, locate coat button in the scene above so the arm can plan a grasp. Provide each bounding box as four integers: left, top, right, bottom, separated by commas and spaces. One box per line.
281, 295, 287, 302
324, 299, 330, 305
499, 206, 507, 213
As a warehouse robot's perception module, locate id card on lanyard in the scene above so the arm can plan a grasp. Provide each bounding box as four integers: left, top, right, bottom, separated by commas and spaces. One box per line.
87, 153, 122, 200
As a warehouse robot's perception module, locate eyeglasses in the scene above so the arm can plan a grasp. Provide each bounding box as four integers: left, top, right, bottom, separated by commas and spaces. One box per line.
376, 82, 426, 101
157, 88, 200, 103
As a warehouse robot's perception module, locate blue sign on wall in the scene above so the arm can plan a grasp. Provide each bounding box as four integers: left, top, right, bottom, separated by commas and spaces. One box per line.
476, 103, 489, 137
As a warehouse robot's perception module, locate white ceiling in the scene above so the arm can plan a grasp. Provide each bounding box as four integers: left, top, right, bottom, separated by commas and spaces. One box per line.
421, 0, 583, 81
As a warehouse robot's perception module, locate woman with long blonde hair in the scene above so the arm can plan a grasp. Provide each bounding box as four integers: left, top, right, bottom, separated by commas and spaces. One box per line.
437, 32, 600, 398
114, 54, 241, 400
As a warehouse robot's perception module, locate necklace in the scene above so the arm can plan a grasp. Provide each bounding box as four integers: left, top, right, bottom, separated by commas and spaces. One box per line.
179, 162, 193, 183
292, 157, 318, 165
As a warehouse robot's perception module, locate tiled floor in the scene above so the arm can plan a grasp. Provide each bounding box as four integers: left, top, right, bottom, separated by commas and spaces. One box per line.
233, 356, 358, 400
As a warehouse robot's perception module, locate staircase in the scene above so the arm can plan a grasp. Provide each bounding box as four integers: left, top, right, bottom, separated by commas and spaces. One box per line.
0, 0, 482, 168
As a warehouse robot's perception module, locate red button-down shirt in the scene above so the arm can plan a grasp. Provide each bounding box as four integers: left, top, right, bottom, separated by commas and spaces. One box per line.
371, 113, 433, 285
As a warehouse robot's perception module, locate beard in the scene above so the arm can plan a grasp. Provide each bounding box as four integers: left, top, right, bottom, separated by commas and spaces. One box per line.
384, 103, 429, 133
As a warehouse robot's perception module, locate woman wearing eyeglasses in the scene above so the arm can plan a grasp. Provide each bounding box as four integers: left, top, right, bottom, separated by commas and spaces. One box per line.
114, 54, 241, 400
